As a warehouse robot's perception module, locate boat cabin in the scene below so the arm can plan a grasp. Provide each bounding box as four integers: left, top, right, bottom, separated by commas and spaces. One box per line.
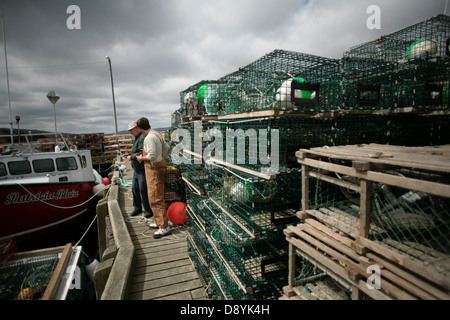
0, 149, 96, 185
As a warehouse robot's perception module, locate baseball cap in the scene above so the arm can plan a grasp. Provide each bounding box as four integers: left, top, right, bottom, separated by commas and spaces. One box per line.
128, 121, 137, 131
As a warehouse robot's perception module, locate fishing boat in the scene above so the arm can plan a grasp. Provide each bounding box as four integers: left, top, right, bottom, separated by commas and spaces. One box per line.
0, 147, 100, 245
0, 10, 104, 247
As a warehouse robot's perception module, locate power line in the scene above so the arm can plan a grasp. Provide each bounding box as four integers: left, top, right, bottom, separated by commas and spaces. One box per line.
0, 61, 106, 70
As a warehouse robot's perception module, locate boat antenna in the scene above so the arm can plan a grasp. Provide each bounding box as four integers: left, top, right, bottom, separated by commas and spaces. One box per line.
1, 1, 13, 146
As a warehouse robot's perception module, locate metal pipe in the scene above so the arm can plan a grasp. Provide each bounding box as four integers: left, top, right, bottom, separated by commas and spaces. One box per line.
106, 56, 118, 135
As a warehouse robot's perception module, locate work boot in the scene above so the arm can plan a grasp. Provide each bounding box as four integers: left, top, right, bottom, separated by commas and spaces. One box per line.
144, 210, 153, 218
131, 209, 143, 216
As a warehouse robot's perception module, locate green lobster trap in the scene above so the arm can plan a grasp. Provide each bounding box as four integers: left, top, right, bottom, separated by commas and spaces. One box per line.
345, 15, 450, 64
342, 15, 450, 112
206, 229, 289, 300
216, 49, 341, 114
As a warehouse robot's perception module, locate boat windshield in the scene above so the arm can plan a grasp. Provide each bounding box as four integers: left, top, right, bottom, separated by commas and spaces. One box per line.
8, 160, 32, 175
32, 158, 55, 173
0, 154, 80, 177
56, 157, 78, 171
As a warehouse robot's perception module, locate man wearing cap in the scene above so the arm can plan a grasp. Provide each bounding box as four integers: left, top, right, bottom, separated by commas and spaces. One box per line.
126, 121, 152, 217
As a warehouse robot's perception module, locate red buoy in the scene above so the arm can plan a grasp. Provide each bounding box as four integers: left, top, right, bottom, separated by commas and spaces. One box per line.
167, 202, 187, 225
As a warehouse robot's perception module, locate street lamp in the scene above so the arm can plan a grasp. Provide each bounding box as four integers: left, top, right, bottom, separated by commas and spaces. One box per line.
106, 56, 118, 135
47, 90, 60, 149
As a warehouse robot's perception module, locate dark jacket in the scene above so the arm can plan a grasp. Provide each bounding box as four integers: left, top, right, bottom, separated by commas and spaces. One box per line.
130, 132, 146, 172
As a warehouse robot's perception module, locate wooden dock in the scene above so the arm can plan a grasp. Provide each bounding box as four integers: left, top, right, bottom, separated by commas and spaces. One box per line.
116, 161, 208, 300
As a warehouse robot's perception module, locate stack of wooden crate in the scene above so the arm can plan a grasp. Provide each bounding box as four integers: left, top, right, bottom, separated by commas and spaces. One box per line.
281, 144, 450, 300
66, 133, 104, 156
103, 134, 133, 156
35, 138, 64, 152
103, 135, 119, 155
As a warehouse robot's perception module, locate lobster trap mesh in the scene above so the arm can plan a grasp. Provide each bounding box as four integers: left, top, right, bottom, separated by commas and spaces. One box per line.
343, 15, 450, 112
289, 253, 352, 300
0, 253, 59, 300
305, 169, 450, 277
345, 15, 450, 63
179, 50, 342, 116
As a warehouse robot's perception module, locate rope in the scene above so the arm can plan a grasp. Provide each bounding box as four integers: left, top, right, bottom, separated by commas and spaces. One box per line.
74, 213, 97, 247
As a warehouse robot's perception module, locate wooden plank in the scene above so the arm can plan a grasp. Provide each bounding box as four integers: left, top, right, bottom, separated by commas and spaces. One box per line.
135, 246, 188, 262
291, 234, 415, 300
183, 148, 276, 179
299, 209, 359, 238
304, 219, 353, 247
131, 264, 196, 285
187, 204, 206, 231
128, 279, 204, 300
288, 225, 359, 268
301, 164, 310, 211
359, 179, 372, 238
308, 170, 360, 192
356, 236, 450, 291
217, 109, 282, 119
297, 157, 450, 199
209, 197, 257, 239
182, 176, 204, 195
132, 259, 192, 277
129, 271, 201, 294
208, 158, 276, 180
366, 252, 450, 300
10, 245, 67, 260
285, 235, 362, 296
133, 252, 189, 268
41, 243, 72, 300
299, 144, 450, 173
288, 243, 296, 287
155, 291, 194, 300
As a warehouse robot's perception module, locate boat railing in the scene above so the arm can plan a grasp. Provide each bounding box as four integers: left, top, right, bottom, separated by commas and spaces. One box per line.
0, 131, 69, 154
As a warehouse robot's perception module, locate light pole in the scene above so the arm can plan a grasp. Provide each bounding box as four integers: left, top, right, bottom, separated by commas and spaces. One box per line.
47, 90, 60, 149
106, 56, 118, 135
15, 115, 20, 146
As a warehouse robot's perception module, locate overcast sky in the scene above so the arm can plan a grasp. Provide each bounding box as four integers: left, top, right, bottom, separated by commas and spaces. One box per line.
0, 0, 447, 135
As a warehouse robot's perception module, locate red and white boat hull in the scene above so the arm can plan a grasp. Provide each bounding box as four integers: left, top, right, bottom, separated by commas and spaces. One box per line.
0, 182, 97, 243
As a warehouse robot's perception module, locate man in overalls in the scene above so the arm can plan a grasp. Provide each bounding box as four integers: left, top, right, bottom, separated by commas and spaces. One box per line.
125, 121, 152, 217
136, 117, 171, 239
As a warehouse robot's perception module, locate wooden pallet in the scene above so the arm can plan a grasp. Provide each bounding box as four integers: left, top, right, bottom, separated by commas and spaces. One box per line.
291, 143, 450, 299
284, 219, 385, 300
354, 236, 450, 299
285, 216, 450, 300
280, 280, 349, 300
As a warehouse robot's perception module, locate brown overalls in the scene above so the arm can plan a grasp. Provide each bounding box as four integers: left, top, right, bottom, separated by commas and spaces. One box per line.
143, 139, 168, 229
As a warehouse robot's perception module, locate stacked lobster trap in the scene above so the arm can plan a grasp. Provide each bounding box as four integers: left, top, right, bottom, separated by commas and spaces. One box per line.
178, 50, 343, 117
168, 14, 450, 300
342, 14, 450, 112
282, 144, 450, 300
177, 118, 302, 299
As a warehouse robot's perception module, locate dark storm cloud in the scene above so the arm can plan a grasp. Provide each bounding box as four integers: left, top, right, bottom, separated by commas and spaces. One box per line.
0, 0, 447, 134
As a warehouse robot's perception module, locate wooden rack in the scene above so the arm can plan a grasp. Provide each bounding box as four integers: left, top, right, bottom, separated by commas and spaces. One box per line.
282, 144, 450, 300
